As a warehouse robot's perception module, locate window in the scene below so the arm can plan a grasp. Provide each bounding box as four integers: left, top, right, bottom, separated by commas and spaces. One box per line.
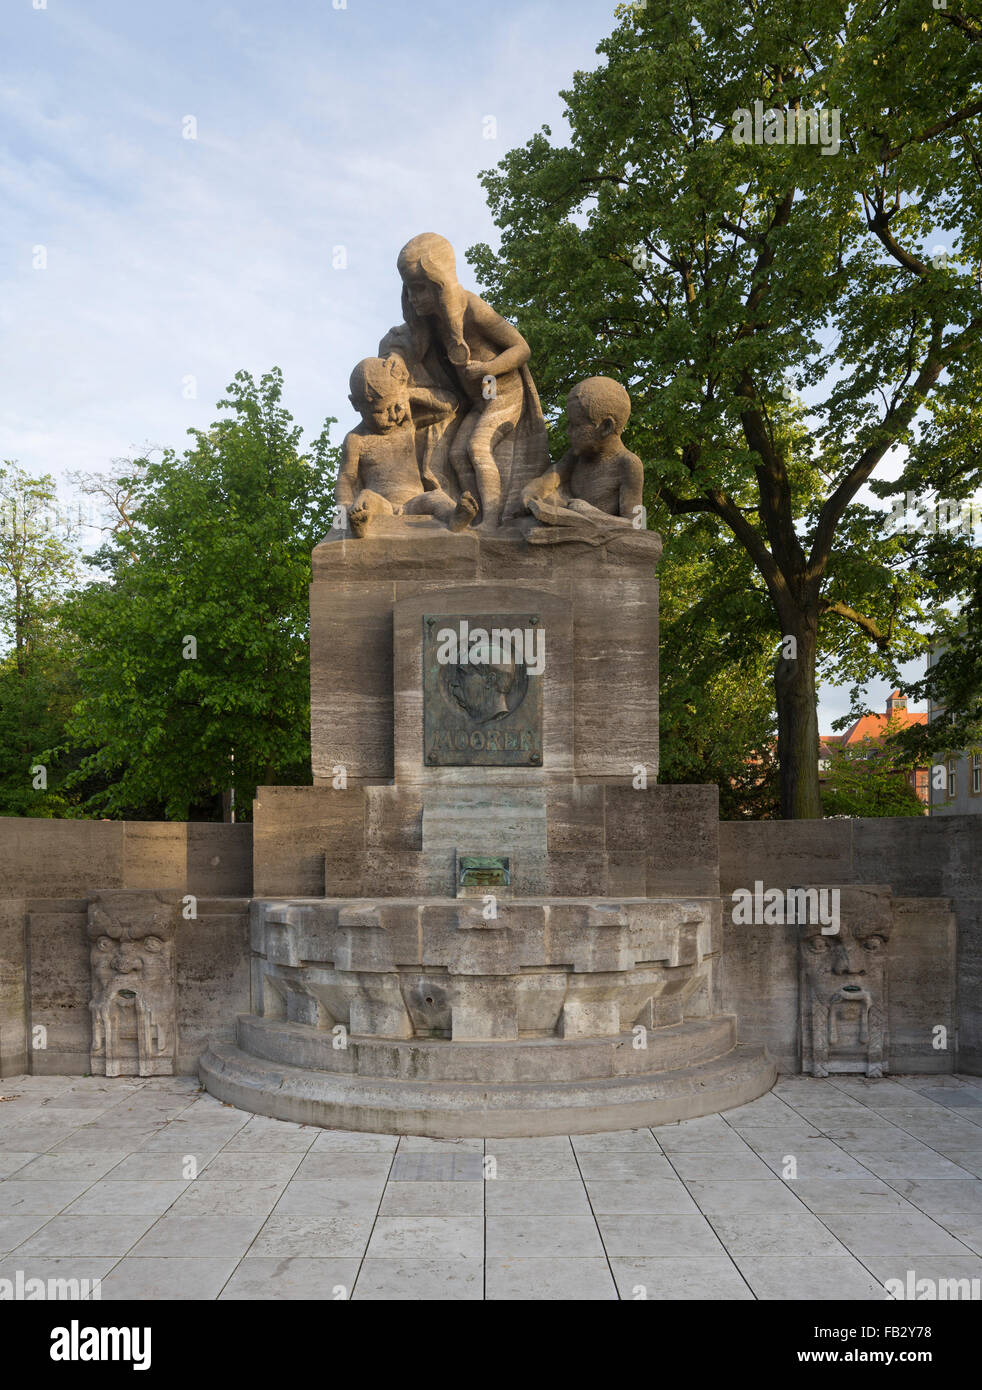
948, 759, 957, 799
973, 752, 981, 796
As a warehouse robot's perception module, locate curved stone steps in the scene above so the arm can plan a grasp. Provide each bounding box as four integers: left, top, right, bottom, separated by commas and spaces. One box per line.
234, 1012, 738, 1082
199, 1035, 776, 1138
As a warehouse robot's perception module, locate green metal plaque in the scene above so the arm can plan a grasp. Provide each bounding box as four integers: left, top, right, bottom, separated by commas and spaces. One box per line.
458, 855, 511, 891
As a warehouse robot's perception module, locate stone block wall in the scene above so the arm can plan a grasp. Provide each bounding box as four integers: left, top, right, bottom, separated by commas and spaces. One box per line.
0, 820, 253, 1076
719, 815, 981, 1075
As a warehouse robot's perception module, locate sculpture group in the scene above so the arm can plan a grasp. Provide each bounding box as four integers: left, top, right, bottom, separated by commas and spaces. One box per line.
335, 233, 645, 544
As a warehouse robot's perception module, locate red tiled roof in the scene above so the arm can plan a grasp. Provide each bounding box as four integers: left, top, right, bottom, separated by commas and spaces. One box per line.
838, 710, 927, 745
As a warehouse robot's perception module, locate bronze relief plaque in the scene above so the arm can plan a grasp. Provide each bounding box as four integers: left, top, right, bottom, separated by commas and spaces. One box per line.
422, 613, 543, 767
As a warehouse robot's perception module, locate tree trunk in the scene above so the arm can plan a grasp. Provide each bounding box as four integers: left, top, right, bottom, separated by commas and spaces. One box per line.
775, 614, 823, 818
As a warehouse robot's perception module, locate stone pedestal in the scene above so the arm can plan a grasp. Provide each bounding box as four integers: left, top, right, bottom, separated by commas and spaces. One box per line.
201, 522, 775, 1134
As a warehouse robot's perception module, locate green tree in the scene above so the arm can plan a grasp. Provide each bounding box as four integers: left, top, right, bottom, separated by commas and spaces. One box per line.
62, 369, 338, 820
468, 0, 981, 817
0, 464, 81, 816
820, 720, 925, 817
658, 514, 779, 817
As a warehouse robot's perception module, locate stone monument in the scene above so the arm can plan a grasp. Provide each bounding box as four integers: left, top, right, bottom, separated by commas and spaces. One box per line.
199, 234, 775, 1135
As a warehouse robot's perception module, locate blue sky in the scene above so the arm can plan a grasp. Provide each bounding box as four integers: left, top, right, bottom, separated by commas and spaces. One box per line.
0, 0, 926, 727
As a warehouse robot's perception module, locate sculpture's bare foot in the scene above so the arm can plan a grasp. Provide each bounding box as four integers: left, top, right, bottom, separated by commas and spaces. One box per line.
349, 505, 371, 538
449, 491, 479, 532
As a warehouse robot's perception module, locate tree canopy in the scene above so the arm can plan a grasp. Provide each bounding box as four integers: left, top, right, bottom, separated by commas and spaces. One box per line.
469, 0, 982, 816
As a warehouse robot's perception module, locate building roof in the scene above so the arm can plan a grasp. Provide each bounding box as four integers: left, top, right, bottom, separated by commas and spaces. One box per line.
824, 694, 927, 749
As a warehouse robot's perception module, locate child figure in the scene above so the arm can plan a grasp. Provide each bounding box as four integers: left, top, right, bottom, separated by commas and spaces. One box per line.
336, 355, 479, 538
389, 233, 546, 529
521, 376, 644, 540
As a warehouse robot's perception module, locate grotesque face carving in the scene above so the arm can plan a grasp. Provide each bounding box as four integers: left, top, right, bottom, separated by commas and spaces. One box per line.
799, 887, 892, 1077
87, 894, 177, 1077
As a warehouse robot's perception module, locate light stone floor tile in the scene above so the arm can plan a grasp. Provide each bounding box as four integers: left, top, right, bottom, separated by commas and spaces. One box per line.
483, 1179, 588, 1215
483, 1136, 572, 1153
37, 1094, 119, 1111
353, 1257, 484, 1300
707, 1212, 849, 1257
64, 1180, 189, 1217
198, 1152, 305, 1184
685, 1179, 804, 1215
828, 1080, 920, 1105
666, 1152, 775, 1181
570, 1130, 661, 1152
99, 1256, 240, 1301
0, 1255, 116, 1289
0, 1180, 98, 1214
0, 1152, 42, 1178
930, 1146, 982, 1176
841, 1149, 976, 1180
248, 1214, 372, 1258
573, 1153, 677, 1181
3, 1075, 981, 1299
789, 1179, 919, 1214
486, 1154, 582, 1181
222, 1125, 318, 1152
596, 1213, 725, 1258
485, 1257, 617, 1301
367, 1216, 484, 1260
9, 1151, 132, 1183
396, 1136, 485, 1153
15, 1214, 157, 1257
656, 1128, 763, 1154
821, 1212, 972, 1257
485, 1214, 604, 1258
885, 1179, 982, 1218
379, 1181, 484, 1216
936, 1218, 982, 1253
129, 1213, 266, 1258
786, 1124, 901, 1148
165, 1180, 286, 1217
309, 1130, 399, 1154
103, 1152, 208, 1181
609, 1256, 754, 1300
220, 1256, 361, 1300
734, 1255, 892, 1300
273, 1179, 386, 1216
49, 1129, 164, 1152
293, 1152, 394, 1182
585, 1179, 699, 1215
0, 1212, 50, 1254
859, 1252, 982, 1289
753, 1147, 874, 1180
0, 1128, 85, 1152
389, 1153, 483, 1181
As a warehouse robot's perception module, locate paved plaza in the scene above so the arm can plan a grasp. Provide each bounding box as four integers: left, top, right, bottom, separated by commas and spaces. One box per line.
2, 1073, 982, 1300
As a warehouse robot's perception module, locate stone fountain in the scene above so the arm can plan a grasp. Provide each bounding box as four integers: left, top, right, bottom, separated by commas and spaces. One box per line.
199, 233, 775, 1135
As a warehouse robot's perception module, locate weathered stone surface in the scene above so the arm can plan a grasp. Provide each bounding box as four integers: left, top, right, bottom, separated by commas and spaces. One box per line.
799, 886, 892, 1078
252, 786, 367, 897
0, 818, 251, 901
28, 899, 90, 1074
0, 898, 27, 1077
87, 892, 178, 1077
309, 579, 395, 784
200, 1034, 776, 1138
175, 898, 252, 1072
720, 816, 981, 1076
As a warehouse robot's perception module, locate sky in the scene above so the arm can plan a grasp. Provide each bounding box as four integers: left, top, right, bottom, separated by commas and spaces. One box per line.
0, 0, 929, 728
